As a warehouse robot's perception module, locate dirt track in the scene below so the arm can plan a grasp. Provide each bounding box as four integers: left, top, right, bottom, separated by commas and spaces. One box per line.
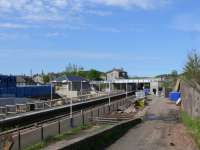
107, 96, 198, 150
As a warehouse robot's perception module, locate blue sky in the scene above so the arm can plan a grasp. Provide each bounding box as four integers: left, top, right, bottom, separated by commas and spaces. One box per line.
0, 0, 200, 76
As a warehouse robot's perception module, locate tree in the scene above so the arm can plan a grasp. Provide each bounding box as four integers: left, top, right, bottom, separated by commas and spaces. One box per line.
43, 75, 50, 83
171, 70, 178, 77
183, 50, 200, 84
87, 69, 102, 80
63, 63, 104, 81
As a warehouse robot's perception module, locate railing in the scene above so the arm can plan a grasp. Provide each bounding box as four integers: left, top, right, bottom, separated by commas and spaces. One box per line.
0, 91, 126, 119
0, 97, 129, 150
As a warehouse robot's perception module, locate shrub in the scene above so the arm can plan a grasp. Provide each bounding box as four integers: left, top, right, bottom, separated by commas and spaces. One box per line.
183, 50, 200, 84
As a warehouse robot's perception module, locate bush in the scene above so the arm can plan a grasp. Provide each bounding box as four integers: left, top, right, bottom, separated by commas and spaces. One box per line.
183, 50, 200, 84
181, 111, 200, 148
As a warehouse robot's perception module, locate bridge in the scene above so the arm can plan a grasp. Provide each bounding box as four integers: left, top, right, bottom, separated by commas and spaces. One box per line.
90, 78, 164, 95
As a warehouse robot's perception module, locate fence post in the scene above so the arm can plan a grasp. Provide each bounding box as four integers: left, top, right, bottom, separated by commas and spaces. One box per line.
41, 125, 44, 141
58, 120, 61, 134
97, 108, 100, 117
18, 129, 21, 150
70, 117, 74, 128
91, 109, 93, 122
81, 110, 84, 126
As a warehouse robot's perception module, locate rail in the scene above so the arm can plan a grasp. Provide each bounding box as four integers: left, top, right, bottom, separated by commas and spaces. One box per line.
0, 91, 134, 135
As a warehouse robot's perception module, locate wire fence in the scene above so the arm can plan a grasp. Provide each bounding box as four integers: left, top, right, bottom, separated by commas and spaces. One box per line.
0, 97, 129, 150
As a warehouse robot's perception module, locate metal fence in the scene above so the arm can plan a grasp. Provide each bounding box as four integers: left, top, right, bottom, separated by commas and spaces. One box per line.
0, 97, 129, 150
0, 91, 124, 119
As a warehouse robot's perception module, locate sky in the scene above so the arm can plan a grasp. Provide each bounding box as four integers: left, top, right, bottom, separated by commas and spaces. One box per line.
0, 0, 200, 77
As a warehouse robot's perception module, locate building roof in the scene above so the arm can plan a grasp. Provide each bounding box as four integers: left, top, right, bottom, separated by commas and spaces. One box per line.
16, 76, 37, 85
52, 76, 88, 83
106, 68, 127, 74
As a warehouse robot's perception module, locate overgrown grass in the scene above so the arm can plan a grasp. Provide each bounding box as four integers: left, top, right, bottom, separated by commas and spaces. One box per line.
135, 99, 145, 109
24, 124, 92, 150
181, 111, 200, 148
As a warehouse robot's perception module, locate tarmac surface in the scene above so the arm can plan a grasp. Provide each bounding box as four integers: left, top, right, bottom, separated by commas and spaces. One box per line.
107, 96, 198, 150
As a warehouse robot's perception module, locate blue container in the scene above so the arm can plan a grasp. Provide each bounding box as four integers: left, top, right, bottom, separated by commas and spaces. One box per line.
16, 85, 52, 98
144, 89, 150, 95
16, 87, 25, 97
169, 92, 181, 101
7, 76, 16, 88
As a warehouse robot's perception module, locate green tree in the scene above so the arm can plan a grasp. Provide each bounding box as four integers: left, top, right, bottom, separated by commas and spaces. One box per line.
87, 69, 102, 80
183, 50, 200, 84
171, 70, 178, 77
43, 75, 50, 83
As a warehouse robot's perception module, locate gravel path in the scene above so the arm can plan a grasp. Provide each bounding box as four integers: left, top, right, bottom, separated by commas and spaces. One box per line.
107, 96, 198, 150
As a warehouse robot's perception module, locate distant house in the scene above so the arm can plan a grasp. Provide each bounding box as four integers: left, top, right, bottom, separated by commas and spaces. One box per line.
52, 76, 91, 98
33, 75, 44, 85
16, 76, 36, 86
106, 68, 128, 80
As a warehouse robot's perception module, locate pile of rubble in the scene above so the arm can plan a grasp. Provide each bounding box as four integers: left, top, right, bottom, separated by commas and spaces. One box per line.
116, 102, 135, 114
116, 98, 148, 114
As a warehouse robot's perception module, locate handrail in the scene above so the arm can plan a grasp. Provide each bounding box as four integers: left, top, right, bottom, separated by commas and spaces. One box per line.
0, 91, 134, 136
0, 97, 125, 136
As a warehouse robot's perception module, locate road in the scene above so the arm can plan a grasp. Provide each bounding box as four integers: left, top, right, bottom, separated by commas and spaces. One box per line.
107, 96, 198, 150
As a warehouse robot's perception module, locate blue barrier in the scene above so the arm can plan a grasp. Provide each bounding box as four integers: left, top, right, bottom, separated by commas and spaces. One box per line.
144, 89, 150, 95
0, 85, 53, 98
169, 92, 181, 102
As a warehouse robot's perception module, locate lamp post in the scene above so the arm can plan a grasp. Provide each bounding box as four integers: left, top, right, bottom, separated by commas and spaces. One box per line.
109, 81, 111, 106
81, 80, 83, 98
50, 82, 53, 107
70, 81, 73, 119
81, 80, 87, 101
126, 81, 128, 98
99, 81, 101, 96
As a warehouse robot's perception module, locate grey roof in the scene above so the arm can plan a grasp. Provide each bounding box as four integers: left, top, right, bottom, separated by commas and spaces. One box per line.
16, 76, 36, 84
107, 68, 127, 74
53, 76, 88, 83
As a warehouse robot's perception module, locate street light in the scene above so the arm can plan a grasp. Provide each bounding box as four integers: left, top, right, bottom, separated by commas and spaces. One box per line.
50, 82, 53, 107
99, 81, 101, 96
109, 81, 111, 106
81, 80, 87, 101
70, 81, 73, 119
81, 80, 83, 97
126, 81, 128, 98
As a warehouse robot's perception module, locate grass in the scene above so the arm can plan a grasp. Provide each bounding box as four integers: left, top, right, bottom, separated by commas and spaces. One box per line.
24, 124, 93, 150
181, 111, 200, 148
135, 99, 145, 109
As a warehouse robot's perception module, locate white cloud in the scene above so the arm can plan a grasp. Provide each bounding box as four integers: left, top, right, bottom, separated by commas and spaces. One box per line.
0, 32, 29, 39
0, 0, 81, 22
0, 23, 29, 29
172, 14, 200, 32
85, 10, 113, 16
0, 0, 169, 23
0, 0, 170, 35
46, 32, 66, 38
91, 0, 169, 10
0, 49, 160, 62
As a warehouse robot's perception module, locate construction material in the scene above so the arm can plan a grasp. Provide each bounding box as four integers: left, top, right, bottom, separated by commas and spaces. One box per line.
169, 92, 181, 102
176, 98, 181, 105
174, 79, 181, 92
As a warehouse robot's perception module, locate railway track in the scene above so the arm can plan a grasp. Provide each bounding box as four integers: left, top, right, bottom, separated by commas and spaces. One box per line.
0, 91, 135, 131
